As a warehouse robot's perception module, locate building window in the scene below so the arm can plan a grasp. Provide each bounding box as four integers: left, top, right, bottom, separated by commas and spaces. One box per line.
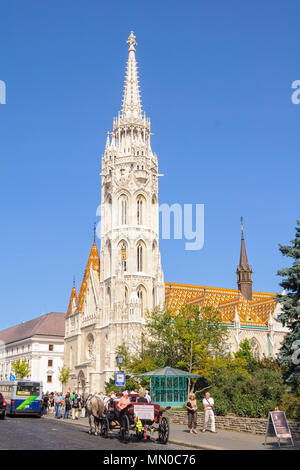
121, 243, 127, 271
49, 344, 54, 351
137, 244, 143, 272
250, 338, 260, 359
137, 198, 143, 225
48, 359, 53, 367
47, 376, 52, 383
121, 198, 127, 225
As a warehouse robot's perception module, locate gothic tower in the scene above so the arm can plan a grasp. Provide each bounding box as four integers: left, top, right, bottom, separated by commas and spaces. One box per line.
98, 31, 165, 380
236, 217, 253, 301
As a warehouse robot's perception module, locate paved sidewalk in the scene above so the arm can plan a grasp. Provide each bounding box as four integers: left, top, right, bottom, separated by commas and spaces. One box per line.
43, 413, 300, 450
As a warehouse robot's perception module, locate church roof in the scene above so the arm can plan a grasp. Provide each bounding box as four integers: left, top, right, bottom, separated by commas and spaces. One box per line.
0, 312, 65, 345
165, 282, 277, 327
75, 242, 100, 312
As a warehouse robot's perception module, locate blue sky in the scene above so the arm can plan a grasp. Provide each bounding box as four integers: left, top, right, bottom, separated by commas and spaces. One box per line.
0, 1, 299, 328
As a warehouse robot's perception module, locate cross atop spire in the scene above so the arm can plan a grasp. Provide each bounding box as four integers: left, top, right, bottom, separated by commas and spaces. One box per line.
121, 31, 142, 121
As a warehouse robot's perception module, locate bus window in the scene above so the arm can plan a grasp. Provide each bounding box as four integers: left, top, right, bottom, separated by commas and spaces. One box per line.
16, 383, 40, 396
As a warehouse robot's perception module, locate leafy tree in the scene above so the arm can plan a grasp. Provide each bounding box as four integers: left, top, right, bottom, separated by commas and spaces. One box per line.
11, 359, 30, 378
58, 365, 71, 387
276, 220, 300, 393
234, 339, 253, 363
117, 304, 229, 394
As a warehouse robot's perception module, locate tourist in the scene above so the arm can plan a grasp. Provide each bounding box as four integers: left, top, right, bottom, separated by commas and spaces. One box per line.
202, 392, 216, 433
137, 390, 148, 403
42, 391, 49, 415
54, 392, 63, 419
71, 393, 81, 420
145, 390, 151, 403
117, 391, 131, 411
63, 392, 71, 419
185, 393, 198, 434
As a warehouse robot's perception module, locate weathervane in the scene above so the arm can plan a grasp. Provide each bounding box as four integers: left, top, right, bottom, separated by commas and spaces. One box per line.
241, 216, 244, 233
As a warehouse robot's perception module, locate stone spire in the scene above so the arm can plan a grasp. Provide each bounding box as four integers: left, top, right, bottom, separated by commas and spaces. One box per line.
236, 217, 253, 301
121, 31, 142, 121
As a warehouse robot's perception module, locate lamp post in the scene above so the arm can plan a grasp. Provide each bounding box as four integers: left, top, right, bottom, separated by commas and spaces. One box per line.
115, 353, 124, 394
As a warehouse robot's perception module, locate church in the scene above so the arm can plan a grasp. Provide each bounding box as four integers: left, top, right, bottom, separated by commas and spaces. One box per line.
64, 32, 287, 394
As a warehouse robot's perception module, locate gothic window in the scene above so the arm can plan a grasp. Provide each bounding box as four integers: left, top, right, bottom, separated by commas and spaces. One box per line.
121, 197, 127, 225
137, 244, 143, 272
137, 197, 143, 225
250, 338, 260, 359
137, 285, 147, 317
121, 243, 127, 271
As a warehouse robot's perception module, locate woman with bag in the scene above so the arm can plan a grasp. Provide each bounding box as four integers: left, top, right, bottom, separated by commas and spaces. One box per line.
185, 393, 198, 434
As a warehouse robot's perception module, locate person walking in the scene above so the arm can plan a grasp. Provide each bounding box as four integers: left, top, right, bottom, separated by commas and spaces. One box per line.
202, 392, 216, 433
185, 393, 198, 434
63, 392, 71, 419
42, 392, 49, 415
71, 393, 81, 420
54, 392, 63, 419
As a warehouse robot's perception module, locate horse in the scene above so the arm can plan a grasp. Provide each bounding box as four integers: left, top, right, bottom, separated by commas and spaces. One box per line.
85, 393, 105, 436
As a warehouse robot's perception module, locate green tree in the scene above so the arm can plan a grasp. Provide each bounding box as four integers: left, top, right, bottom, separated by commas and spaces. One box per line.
58, 365, 71, 388
276, 220, 300, 393
234, 339, 253, 363
120, 304, 229, 394
11, 359, 30, 378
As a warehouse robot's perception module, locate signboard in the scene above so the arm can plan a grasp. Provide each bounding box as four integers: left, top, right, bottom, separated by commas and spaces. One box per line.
265, 411, 294, 447
9, 375, 15, 382
134, 404, 154, 421
115, 372, 125, 387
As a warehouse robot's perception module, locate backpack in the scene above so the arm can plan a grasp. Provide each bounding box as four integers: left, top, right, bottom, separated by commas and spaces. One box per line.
73, 398, 79, 408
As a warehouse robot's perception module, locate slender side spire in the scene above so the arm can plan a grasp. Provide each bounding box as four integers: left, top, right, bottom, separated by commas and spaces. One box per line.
121, 31, 142, 120
66, 280, 77, 316
236, 217, 253, 301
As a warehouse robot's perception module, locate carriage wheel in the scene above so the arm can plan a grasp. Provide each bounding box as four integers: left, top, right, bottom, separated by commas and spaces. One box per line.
158, 416, 169, 444
120, 415, 130, 443
100, 417, 109, 438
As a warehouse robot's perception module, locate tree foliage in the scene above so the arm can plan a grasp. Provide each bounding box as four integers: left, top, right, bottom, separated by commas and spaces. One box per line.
276, 220, 300, 392
58, 365, 71, 385
11, 359, 30, 379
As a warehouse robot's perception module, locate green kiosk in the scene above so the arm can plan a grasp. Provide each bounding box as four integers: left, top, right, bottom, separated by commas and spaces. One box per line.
136, 367, 200, 407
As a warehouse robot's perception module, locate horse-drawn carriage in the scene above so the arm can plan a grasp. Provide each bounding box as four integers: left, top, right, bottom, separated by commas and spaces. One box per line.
99, 393, 170, 444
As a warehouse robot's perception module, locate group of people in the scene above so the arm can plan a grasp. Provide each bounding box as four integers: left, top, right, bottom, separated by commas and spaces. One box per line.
185, 391, 216, 434
41, 391, 85, 420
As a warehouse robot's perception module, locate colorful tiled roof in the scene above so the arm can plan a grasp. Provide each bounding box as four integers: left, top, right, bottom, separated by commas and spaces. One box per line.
75, 243, 100, 312
165, 282, 277, 327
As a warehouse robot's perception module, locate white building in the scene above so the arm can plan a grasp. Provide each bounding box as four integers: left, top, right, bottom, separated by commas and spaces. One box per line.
64, 31, 165, 393
0, 312, 65, 392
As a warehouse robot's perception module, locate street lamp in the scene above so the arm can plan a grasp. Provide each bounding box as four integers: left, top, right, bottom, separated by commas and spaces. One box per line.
116, 352, 124, 371
115, 352, 124, 394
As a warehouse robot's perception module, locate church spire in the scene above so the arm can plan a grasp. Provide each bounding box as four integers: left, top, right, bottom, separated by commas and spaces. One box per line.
121, 31, 142, 120
237, 217, 253, 301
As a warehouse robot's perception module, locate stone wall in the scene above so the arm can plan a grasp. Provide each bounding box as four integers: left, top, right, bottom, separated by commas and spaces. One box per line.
165, 410, 300, 440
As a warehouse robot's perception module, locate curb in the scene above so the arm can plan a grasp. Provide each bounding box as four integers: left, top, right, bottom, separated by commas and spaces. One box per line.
43, 416, 224, 450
